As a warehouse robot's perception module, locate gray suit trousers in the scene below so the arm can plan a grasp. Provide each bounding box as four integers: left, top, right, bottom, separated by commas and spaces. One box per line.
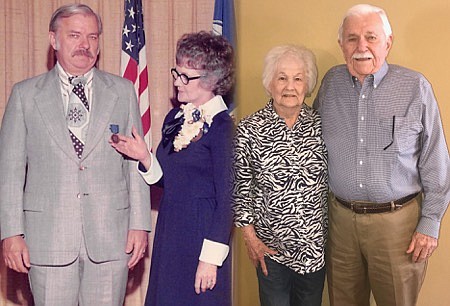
28, 234, 129, 306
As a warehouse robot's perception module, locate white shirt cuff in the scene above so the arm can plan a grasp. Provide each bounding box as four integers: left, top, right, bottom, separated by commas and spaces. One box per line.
138, 153, 163, 184
199, 239, 229, 266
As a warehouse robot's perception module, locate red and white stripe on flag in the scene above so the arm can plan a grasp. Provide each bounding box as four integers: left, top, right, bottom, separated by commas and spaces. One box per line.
120, 0, 151, 146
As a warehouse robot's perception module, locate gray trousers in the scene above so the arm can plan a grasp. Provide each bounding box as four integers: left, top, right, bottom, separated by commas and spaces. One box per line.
28, 235, 129, 306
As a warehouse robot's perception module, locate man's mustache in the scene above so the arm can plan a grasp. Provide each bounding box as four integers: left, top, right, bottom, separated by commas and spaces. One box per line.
352, 53, 373, 59
72, 49, 94, 58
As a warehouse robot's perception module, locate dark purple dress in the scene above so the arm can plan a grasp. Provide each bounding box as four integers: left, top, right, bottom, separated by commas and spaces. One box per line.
145, 107, 233, 306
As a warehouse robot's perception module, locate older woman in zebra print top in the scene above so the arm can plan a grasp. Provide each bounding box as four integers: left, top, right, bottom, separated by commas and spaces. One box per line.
233, 45, 328, 306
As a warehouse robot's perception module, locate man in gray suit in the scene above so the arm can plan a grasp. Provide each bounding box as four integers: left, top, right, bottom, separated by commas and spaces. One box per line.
0, 4, 151, 305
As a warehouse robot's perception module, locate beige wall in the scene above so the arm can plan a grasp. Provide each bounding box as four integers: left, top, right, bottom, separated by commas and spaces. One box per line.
233, 1, 450, 305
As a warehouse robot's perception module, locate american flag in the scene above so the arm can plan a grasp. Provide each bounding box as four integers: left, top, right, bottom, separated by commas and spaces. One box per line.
121, 0, 151, 145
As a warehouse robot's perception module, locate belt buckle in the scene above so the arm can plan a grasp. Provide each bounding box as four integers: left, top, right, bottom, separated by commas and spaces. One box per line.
350, 200, 366, 214
391, 201, 402, 211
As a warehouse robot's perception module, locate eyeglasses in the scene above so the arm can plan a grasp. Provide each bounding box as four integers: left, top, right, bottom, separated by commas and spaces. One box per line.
170, 68, 203, 85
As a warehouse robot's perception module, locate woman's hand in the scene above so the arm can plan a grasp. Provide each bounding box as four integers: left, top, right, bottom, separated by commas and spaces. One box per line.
241, 225, 278, 276
109, 126, 151, 169
194, 261, 217, 294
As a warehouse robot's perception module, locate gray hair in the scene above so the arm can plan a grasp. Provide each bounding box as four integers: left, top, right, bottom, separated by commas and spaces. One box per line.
262, 45, 318, 97
49, 3, 102, 34
175, 31, 234, 96
338, 4, 392, 42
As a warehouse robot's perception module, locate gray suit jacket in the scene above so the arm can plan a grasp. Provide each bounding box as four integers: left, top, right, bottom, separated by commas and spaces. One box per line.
0, 67, 151, 265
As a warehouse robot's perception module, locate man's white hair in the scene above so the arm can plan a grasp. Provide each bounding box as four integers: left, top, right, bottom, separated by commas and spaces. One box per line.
338, 4, 392, 42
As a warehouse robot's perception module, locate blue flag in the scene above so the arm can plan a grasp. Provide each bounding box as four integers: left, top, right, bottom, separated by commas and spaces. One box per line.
213, 0, 236, 48
213, 0, 237, 120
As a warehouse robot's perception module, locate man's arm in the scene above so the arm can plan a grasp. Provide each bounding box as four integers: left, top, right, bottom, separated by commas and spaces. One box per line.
0, 84, 30, 272
407, 77, 450, 261
123, 81, 151, 268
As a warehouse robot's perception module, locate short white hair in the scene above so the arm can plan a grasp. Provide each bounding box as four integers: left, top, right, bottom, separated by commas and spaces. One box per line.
338, 4, 392, 42
262, 45, 318, 97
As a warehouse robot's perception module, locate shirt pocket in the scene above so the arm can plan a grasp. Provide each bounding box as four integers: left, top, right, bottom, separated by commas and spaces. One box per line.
394, 116, 422, 152
377, 116, 422, 152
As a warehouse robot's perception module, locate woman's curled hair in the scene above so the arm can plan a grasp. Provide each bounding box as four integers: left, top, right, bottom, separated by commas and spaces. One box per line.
176, 31, 234, 96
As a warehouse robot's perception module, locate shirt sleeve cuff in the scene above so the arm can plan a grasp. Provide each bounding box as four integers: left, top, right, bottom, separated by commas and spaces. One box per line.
137, 153, 163, 184
416, 216, 441, 239
199, 239, 230, 266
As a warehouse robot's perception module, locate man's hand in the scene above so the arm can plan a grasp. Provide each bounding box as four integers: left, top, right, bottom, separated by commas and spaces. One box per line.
2, 235, 30, 273
406, 231, 438, 263
125, 230, 148, 269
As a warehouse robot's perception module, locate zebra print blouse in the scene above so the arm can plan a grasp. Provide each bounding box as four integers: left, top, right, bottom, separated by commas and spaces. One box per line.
233, 100, 328, 274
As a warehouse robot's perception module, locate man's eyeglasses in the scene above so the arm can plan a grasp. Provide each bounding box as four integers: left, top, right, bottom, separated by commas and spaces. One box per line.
171, 68, 203, 85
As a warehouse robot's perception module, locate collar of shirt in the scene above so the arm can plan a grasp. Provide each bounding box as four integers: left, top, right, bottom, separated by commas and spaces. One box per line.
177, 95, 228, 125
56, 62, 94, 92
263, 99, 306, 131
350, 61, 389, 89
56, 62, 94, 112
198, 95, 228, 122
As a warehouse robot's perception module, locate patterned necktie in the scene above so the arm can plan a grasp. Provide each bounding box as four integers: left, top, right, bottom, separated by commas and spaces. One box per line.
67, 76, 89, 159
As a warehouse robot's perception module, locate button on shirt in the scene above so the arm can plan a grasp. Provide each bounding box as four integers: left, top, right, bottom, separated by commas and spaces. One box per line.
314, 62, 450, 238
233, 101, 328, 274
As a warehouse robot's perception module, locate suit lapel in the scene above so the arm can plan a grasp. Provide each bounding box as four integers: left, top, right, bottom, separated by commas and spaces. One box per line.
82, 69, 119, 159
34, 68, 80, 162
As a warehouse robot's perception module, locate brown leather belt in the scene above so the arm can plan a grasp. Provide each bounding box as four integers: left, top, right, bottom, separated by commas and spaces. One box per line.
335, 193, 419, 214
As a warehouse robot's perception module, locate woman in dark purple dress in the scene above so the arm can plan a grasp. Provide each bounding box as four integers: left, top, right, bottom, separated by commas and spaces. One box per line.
110, 31, 234, 306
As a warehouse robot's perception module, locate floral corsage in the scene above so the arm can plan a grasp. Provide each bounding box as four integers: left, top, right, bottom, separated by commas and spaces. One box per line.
173, 103, 212, 152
